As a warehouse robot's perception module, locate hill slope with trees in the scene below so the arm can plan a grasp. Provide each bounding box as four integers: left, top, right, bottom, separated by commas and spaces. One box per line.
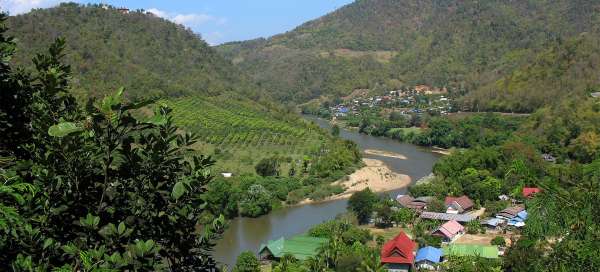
217, 0, 600, 112
7, 3, 258, 100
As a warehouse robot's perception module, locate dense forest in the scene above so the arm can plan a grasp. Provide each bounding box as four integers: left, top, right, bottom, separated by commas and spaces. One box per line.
6, 3, 259, 100
218, 0, 600, 112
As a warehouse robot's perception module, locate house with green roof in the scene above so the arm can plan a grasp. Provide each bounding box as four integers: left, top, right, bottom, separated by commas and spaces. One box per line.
443, 244, 499, 259
258, 235, 328, 261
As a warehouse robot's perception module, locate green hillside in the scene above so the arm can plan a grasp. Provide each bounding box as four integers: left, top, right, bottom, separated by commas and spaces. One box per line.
7, 3, 257, 100
5, 3, 361, 201
218, 0, 600, 112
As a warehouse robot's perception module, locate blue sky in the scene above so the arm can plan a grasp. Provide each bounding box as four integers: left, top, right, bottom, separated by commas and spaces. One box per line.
0, 0, 354, 45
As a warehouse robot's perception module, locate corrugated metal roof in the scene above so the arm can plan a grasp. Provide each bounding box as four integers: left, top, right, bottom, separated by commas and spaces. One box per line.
420, 212, 474, 222
443, 244, 499, 259
434, 220, 464, 238
381, 232, 416, 264
416, 246, 443, 263
259, 235, 328, 260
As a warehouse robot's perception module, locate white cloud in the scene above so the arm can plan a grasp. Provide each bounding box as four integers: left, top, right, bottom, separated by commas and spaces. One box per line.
203, 31, 224, 46
147, 8, 228, 45
147, 8, 226, 29
0, 0, 61, 15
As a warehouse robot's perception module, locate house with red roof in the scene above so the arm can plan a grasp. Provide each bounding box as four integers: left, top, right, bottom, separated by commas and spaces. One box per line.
445, 196, 474, 214
522, 187, 541, 198
381, 232, 416, 272
432, 220, 465, 243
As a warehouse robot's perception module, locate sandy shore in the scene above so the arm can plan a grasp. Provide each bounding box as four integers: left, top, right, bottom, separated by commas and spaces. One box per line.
299, 158, 412, 205
431, 147, 452, 156
363, 149, 408, 160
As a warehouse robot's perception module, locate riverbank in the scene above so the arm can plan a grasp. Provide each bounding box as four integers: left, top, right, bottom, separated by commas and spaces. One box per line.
364, 149, 408, 159
299, 158, 411, 205
431, 147, 452, 156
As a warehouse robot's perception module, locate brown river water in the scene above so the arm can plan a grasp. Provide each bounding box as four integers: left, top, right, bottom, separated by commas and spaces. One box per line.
213, 116, 440, 266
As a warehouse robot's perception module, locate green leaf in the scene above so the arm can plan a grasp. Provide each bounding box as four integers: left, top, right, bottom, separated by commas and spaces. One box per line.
48, 122, 83, 137
43, 238, 54, 250
118, 222, 126, 235
100, 87, 125, 114
171, 182, 186, 200
145, 114, 167, 126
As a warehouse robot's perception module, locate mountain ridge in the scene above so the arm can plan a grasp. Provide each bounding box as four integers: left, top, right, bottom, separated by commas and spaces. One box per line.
217, 0, 600, 112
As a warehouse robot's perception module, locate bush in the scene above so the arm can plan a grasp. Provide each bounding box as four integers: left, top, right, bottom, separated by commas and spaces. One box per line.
491, 236, 506, 247
233, 251, 261, 272
255, 157, 280, 177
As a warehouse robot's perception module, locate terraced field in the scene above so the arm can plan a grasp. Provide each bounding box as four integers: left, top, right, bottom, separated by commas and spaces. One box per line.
163, 96, 327, 174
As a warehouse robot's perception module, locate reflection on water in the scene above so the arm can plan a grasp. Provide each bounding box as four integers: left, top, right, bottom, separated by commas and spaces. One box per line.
213, 116, 440, 266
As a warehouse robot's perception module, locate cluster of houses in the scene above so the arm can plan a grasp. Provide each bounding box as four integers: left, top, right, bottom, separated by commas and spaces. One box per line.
380, 231, 499, 272
329, 87, 454, 118
258, 187, 541, 271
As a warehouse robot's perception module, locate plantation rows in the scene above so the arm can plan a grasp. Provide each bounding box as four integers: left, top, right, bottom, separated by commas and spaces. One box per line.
164, 97, 322, 150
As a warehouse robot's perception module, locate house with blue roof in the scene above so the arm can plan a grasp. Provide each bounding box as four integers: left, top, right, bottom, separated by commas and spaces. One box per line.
415, 246, 443, 270
508, 210, 528, 228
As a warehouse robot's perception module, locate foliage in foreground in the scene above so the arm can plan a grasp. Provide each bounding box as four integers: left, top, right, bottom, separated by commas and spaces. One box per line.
0, 15, 223, 270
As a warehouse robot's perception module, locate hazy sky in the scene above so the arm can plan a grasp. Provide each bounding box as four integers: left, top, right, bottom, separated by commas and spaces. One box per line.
0, 0, 354, 45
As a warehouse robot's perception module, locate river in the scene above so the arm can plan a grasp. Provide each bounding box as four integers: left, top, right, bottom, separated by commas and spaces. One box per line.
213, 116, 440, 266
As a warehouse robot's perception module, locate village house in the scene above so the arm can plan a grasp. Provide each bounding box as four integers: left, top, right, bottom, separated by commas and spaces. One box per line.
444, 196, 474, 214
432, 220, 465, 243
221, 172, 233, 178
495, 206, 528, 228
258, 235, 328, 261
396, 195, 433, 210
495, 206, 524, 220
381, 232, 416, 272
522, 187, 541, 199
542, 153, 557, 163
481, 218, 505, 230
415, 246, 443, 271
590, 92, 600, 98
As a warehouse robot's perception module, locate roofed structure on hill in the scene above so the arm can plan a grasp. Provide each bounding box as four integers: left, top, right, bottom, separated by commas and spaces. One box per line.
396, 195, 431, 210
381, 232, 416, 272
508, 210, 528, 227
420, 212, 474, 223
432, 220, 465, 242
482, 218, 505, 229
259, 235, 328, 261
443, 244, 499, 259
591, 92, 600, 98
496, 206, 525, 220
523, 187, 541, 198
445, 196, 474, 214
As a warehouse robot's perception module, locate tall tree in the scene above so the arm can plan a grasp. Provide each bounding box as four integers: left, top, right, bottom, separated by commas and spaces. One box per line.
348, 188, 377, 224
0, 16, 224, 271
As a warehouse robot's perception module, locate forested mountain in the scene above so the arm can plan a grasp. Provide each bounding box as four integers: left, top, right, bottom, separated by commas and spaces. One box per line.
2, 4, 363, 222
7, 3, 258, 100
217, 0, 600, 112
